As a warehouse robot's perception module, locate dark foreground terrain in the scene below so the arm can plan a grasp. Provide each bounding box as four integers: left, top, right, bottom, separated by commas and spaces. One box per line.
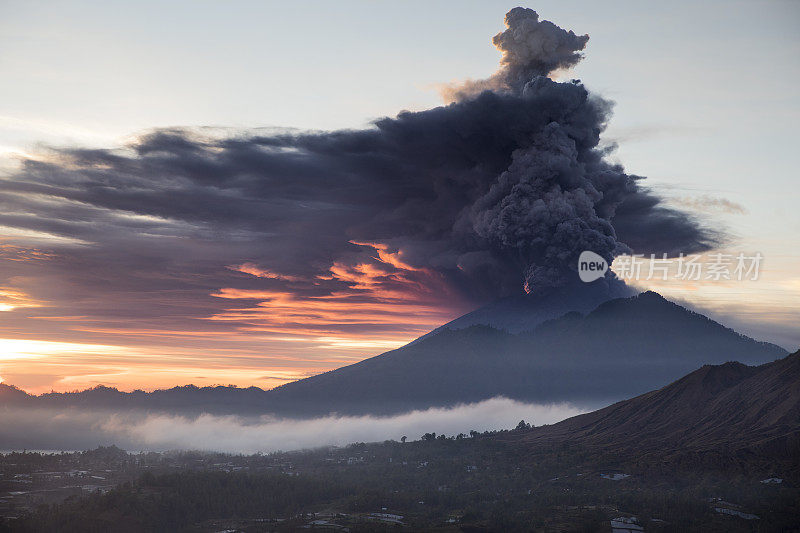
2, 352, 798, 532
0, 435, 797, 532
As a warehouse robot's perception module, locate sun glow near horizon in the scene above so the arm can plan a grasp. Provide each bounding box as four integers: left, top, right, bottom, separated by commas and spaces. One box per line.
0, 331, 426, 395
0, 338, 131, 360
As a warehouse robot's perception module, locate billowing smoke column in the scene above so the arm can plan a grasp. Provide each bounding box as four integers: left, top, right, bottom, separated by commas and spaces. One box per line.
442, 7, 712, 293
445, 7, 589, 100
1, 7, 716, 307
456, 9, 619, 292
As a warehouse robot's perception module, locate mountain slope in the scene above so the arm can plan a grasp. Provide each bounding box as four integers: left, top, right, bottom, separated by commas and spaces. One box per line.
517, 349, 800, 461
0, 292, 788, 417
266, 291, 787, 416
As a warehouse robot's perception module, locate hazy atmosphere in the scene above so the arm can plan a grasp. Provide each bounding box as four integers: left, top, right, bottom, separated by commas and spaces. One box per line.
0, 398, 584, 454
1, 4, 798, 531
1, 0, 798, 395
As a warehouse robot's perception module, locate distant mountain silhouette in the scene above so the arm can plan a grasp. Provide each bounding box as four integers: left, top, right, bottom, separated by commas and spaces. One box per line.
0, 382, 29, 403
266, 291, 787, 415
0, 382, 273, 415
515, 349, 800, 464
2, 291, 785, 417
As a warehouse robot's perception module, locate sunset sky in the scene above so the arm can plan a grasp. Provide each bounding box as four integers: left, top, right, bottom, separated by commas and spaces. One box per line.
1, 0, 798, 393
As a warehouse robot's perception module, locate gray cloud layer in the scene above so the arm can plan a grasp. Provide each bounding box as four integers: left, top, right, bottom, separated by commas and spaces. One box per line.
0, 398, 585, 453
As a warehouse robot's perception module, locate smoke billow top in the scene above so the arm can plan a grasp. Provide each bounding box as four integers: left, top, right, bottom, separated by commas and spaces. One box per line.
0, 7, 717, 318
444, 7, 590, 100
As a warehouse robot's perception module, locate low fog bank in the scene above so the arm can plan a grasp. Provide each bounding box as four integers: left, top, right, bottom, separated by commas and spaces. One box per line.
0, 398, 586, 453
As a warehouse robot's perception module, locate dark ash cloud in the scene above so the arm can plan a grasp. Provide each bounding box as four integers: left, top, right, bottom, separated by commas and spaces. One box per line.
0, 8, 719, 347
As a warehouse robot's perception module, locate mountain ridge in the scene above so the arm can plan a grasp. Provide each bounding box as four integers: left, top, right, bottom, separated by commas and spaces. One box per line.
0, 291, 788, 418
512, 349, 800, 465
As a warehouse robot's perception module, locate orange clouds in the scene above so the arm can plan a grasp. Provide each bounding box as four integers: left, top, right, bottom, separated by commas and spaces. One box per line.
0, 288, 40, 312
0, 242, 51, 311
0, 239, 469, 394
0, 242, 55, 262
211, 288, 450, 328
210, 242, 465, 343
349, 241, 419, 271
0, 346, 328, 395
229, 263, 301, 282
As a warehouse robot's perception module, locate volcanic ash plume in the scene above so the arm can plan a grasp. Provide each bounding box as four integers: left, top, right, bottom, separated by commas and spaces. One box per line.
0, 7, 717, 316
443, 7, 589, 101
